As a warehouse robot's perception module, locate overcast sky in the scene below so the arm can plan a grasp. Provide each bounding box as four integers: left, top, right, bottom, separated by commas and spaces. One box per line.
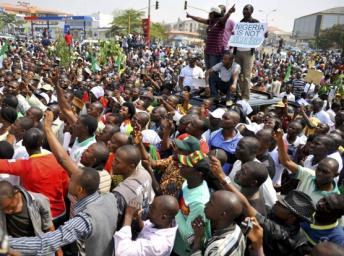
2, 0, 343, 31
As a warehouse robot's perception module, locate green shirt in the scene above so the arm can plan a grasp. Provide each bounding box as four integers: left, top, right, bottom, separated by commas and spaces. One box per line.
296, 165, 340, 204
174, 181, 211, 256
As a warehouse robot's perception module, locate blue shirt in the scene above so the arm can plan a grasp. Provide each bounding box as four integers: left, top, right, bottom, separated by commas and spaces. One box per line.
209, 129, 242, 174
301, 221, 344, 246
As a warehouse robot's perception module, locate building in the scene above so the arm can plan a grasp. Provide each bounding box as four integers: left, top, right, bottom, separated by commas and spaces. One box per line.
167, 18, 204, 45
292, 7, 344, 40
0, 2, 71, 37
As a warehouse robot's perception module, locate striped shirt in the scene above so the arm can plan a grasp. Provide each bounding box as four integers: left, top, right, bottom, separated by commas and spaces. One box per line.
292, 79, 306, 98
205, 18, 226, 55
9, 193, 101, 256
191, 224, 246, 256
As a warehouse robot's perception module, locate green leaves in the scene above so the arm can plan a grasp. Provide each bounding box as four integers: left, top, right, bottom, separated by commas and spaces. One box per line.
53, 36, 73, 68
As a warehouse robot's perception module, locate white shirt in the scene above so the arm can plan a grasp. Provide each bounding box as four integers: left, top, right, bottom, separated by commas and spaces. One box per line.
269, 147, 284, 186
69, 136, 96, 164
114, 220, 178, 256
229, 159, 278, 208
279, 92, 295, 102
326, 109, 336, 123
16, 94, 31, 115
179, 65, 204, 90
314, 110, 334, 127
304, 152, 343, 175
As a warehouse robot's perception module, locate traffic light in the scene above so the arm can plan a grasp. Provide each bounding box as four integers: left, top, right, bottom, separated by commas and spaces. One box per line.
184, 1, 187, 10
155, 1, 159, 10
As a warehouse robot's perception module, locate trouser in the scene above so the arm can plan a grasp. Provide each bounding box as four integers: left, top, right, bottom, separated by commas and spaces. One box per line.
204, 53, 222, 70
209, 72, 233, 100
235, 51, 255, 100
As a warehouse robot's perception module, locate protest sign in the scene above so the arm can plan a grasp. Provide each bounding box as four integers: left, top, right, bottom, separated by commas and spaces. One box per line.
229, 22, 267, 48
305, 69, 323, 85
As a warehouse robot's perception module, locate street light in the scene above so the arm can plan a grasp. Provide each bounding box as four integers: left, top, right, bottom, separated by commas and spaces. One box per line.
259, 9, 277, 23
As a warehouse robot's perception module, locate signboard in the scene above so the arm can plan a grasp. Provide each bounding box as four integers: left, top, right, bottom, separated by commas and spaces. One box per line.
64, 25, 70, 34
305, 69, 323, 85
229, 22, 267, 48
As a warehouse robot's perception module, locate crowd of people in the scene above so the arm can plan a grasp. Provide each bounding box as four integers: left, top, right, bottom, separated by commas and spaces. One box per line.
0, 3, 342, 256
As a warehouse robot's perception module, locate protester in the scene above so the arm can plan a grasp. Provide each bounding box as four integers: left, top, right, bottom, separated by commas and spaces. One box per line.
0, 5, 341, 255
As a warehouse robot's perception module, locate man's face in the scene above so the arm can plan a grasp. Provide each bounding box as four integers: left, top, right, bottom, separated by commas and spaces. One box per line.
80, 143, 96, 167
220, 112, 236, 130
271, 201, 293, 222
68, 172, 81, 198
243, 6, 252, 19
287, 122, 301, 137
147, 199, 161, 227
87, 103, 100, 119
9, 119, 22, 139
0, 195, 19, 215
112, 150, 128, 175
96, 126, 114, 144
119, 106, 129, 119
234, 164, 252, 187
235, 139, 250, 161
186, 118, 201, 136
315, 161, 336, 186
223, 55, 234, 66
204, 194, 219, 221
5, 81, 19, 95
310, 137, 327, 156
108, 134, 126, 153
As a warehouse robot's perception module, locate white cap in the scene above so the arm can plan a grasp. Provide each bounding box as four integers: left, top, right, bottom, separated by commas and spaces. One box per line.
209, 108, 226, 119
39, 83, 54, 91
210, 6, 222, 14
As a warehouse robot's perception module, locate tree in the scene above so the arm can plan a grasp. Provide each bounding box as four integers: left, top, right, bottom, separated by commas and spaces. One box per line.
150, 22, 168, 41
0, 13, 24, 33
110, 9, 145, 34
315, 25, 344, 52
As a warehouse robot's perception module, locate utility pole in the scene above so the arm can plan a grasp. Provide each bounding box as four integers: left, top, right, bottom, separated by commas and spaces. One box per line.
147, 0, 151, 46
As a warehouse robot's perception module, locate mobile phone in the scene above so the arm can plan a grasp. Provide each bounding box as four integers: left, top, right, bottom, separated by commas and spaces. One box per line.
273, 121, 280, 132
241, 219, 253, 235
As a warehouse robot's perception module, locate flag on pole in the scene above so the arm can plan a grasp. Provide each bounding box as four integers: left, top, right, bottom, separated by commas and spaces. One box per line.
284, 63, 292, 82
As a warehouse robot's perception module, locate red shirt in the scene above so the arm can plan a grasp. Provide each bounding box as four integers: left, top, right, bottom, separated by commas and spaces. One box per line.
104, 152, 114, 173
0, 153, 69, 218
64, 34, 73, 46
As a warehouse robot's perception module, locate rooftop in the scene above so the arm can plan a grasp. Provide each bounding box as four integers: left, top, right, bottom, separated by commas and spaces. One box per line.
295, 6, 344, 19
0, 3, 71, 16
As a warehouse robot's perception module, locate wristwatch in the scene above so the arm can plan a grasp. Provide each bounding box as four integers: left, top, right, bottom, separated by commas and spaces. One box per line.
221, 176, 232, 185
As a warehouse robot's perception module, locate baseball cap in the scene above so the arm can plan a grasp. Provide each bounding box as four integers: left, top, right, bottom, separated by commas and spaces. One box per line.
210, 6, 222, 14
209, 108, 226, 119
175, 136, 200, 153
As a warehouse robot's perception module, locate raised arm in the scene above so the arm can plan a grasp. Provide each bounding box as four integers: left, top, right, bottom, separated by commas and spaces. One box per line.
186, 13, 209, 25
48, 76, 78, 125
272, 129, 298, 173
43, 110, 80, 177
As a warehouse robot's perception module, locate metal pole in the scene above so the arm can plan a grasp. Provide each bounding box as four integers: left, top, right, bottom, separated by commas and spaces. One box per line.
147, 0, 151, 47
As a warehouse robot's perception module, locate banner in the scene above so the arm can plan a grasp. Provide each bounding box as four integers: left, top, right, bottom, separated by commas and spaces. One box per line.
229, 22, 267, 48
305, 70, 323, 85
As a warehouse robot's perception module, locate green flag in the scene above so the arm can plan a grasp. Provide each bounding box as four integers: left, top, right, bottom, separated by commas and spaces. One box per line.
0, 42, 9, 56
284, 63, 292, 82
91, 55, 100, 73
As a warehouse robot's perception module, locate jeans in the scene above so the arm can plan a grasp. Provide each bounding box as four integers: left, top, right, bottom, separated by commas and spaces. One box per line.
204, 53, 222, 70
209, 72, 233, 100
